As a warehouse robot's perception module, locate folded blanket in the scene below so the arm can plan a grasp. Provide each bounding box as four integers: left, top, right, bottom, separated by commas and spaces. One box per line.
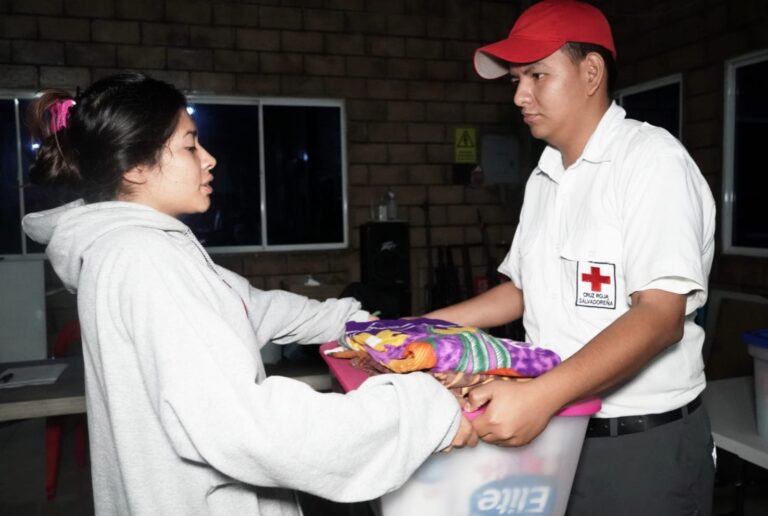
337, 318, 560, 378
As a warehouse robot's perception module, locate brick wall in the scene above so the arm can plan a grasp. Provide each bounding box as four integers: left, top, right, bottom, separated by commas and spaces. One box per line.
605, 0, 768, 295
0, 0, 531, 342
4, 0, 767, 344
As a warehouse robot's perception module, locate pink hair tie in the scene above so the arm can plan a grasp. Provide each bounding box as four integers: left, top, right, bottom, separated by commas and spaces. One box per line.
49, 99, 76, 133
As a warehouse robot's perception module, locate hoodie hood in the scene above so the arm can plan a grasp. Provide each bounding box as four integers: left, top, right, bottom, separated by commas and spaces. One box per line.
23, 200, 189, 292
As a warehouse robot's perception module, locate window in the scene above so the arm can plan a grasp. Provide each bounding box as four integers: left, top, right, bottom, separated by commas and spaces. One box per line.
615, 74, 682, 139
723, 50, 768, 256
0, 94, 349, 257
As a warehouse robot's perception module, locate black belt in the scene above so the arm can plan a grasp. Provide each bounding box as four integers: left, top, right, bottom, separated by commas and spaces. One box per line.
586, 395, 702, 438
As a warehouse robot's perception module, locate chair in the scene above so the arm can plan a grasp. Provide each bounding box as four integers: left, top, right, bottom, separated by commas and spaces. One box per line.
46, 320, 87, 500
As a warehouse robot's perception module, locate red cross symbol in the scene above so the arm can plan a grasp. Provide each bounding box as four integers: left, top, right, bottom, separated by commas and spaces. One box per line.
581, 266, 611, 292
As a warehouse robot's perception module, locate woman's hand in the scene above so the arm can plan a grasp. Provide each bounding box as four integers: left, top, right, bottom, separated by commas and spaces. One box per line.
441, 414, 479, 452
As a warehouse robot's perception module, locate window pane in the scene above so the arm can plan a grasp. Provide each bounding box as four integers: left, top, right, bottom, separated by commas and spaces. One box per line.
182, 103, 262, 247
263, 105, 344, 246
732, 59, 768, 248
621, 82, 681, 139
0, 99, 21, 255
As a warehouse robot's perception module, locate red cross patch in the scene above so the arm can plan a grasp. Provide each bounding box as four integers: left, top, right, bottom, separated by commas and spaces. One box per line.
576, 262, 616, 309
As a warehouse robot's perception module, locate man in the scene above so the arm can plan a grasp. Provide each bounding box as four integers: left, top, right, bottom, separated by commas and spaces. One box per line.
426, 1, 716, 514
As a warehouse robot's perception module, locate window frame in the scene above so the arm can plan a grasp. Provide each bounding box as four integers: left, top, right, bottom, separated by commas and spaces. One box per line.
722, 49, 768, 257
615, 73, 683, 140
0, 92, 350, 258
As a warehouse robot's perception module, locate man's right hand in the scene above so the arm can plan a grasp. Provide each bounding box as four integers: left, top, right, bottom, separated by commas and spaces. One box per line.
441, 414, 479, 452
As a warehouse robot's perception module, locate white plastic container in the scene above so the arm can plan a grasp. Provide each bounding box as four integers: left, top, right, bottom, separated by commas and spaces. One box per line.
743, 329, 768, 440
379, 400, 599, 516
319, 343, 601, 516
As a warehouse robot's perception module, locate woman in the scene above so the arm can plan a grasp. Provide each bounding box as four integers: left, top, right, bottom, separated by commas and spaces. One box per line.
23, 73, 476, 515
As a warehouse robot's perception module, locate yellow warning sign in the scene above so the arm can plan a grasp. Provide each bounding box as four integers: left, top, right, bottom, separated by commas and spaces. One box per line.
454, 127, 477, 164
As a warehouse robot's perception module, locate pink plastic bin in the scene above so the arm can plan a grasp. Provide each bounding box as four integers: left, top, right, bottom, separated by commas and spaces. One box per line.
320, 342, 600, 516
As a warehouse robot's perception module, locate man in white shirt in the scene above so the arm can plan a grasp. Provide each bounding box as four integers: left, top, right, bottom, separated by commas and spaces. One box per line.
426, 1, 716, 514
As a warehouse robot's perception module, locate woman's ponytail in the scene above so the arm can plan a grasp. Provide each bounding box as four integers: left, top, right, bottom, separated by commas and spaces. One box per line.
27, 89, 81, 187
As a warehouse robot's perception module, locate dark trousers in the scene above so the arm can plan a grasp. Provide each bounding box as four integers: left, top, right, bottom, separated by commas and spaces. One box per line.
566, 404, 715, 516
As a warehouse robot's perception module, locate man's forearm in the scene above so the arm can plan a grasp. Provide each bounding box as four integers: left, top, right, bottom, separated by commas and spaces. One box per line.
425, 281, 524, 329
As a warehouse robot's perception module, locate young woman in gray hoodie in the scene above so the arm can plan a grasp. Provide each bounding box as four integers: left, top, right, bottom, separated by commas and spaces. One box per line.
22, 73, 476, 516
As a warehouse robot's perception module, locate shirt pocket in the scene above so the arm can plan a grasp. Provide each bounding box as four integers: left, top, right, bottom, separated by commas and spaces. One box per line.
560, 227, 622, 264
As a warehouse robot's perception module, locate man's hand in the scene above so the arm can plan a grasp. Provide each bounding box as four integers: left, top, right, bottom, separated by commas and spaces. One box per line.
465, 380, 557, 447
441, 414, 479, 452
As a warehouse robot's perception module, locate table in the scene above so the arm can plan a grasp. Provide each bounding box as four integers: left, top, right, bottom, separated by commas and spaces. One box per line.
0, 357, 85, 422
704, 376, 768, 470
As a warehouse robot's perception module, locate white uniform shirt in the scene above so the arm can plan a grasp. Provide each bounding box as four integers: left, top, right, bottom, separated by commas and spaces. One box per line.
498, 102, 716, 418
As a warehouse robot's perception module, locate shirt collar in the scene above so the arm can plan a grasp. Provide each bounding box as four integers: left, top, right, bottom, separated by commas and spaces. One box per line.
536, 101, 626, 181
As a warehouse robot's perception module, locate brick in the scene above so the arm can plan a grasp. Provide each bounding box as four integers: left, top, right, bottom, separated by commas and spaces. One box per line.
464, 103, 507, 124
324, 76, 366, 98
669, 43, 706, 71
366, 78, 407, 99
260, 52, 302, 74
165, 0, 211, 24
235, 74, 280, 95
304, 55, 345, 76
348, 164, 369, 185
167, 48, 212, 71
368, 122, 407, 142
345, 56, 388, 78
426, 17, 463, 39
259, 6, 302, 30
280, 75, 325, 96
388, 143, 426, 163
426, 143, 451, 162
39, 17, 88, 41
406, 37, 442, 59
10, 0, 61, 15
387, 100, 425, 121
303, 9, 344, 32
686, 92, 718, 123
426, 102, 463, 123
387, 14, 425, 37
447, 205, 477, 225
407, 81, 446, 101
64, 0, 113, 18
466, 186, 502, 204
281, 31, 323, 53
13, 40, 64, 65
213, 49, 259, 73
444, 82, 482, 102
39, 66, 89, 88
92, 20, 140, 44
348, 143, 388, 164
444, 40, 476, 61
144, 69, 189, 89
237, 28, 279, 51
142, 22, 189, 46
190, 26, 235, 49
0, 41, 9, 62
0, 64, 38, 88
408, 164, 446, 185
345, 12, 387, 34
65, 42, 114, 66
117, 45, 165, 69
368, 164, 408, 185
483, 82, 513, 103
213, 3, 259, 27
426, 61, 464, 81
390, 184, 426, 205
408, 123, 445, 143
347, 99, 386, 121
190, 72, 236, 93
367, 0, 404, 15
325, 33, 365, 55
1, 15, 37, 39
368, 36, 404, 57
387, 58, 426, 79
115, 0, 162, 21
327, 0, 362, 10
684, 120, 718, 149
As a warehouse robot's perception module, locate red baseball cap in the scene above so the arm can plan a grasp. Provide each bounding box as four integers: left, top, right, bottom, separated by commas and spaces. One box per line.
474, 0, 616, 79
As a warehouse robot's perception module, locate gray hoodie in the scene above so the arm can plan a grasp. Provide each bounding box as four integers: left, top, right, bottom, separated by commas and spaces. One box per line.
24, 200, 460, 516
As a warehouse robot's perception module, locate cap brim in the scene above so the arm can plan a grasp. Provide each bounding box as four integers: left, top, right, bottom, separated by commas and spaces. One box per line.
474, 36, 564, 79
